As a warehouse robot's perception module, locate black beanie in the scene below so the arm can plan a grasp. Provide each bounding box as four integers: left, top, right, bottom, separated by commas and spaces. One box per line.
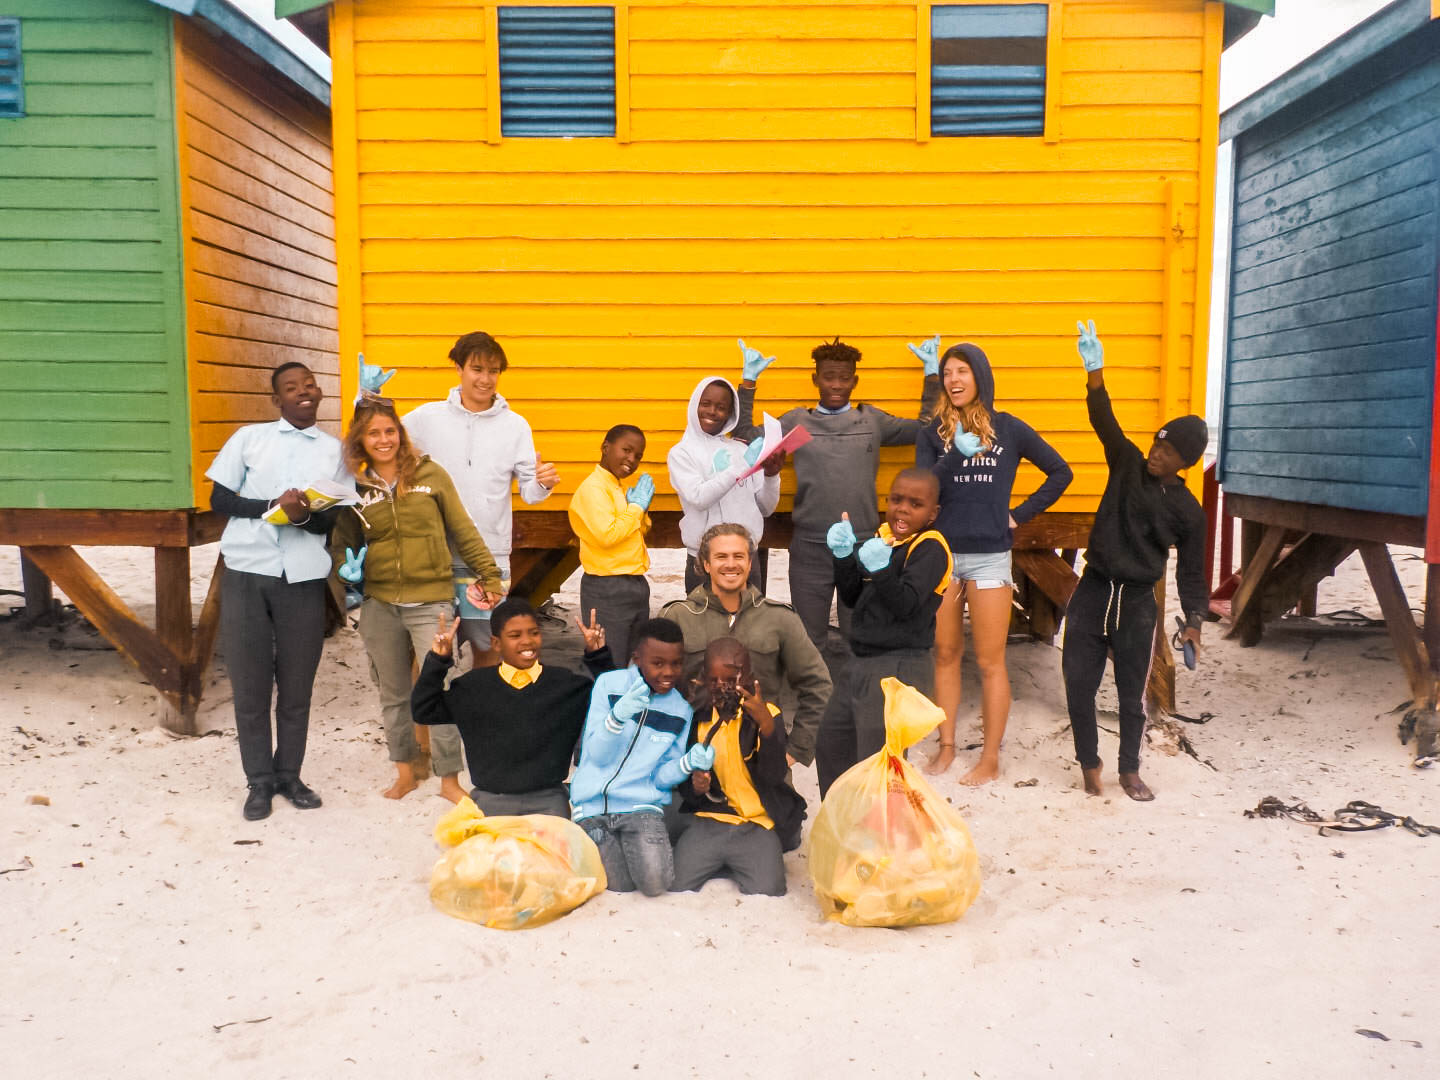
1155, 415, 1207, 468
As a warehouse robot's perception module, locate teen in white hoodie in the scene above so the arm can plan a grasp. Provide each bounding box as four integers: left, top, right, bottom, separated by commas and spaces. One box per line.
404, 332, 558, 663
666, 376, 782, 592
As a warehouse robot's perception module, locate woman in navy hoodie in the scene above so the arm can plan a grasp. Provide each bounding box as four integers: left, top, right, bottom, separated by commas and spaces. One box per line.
916, 343, 1072, 784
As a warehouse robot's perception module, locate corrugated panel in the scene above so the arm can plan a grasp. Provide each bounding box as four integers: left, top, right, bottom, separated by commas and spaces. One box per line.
499, 6, 615, 138
0, 18, 23, 119
932, 4, 1046, 137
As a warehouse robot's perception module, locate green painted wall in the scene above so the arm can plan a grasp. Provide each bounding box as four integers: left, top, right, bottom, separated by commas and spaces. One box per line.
0, 0, 191, 510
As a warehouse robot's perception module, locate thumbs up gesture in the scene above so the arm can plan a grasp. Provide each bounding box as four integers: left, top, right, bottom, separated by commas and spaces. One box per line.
534, 452, 559, 490
826, 511, 857, 558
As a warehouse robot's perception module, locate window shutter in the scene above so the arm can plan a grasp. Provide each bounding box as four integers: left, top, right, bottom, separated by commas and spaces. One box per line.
0, 18, 22, 119
498, 6, 615, 137
931, 5, 1047, 137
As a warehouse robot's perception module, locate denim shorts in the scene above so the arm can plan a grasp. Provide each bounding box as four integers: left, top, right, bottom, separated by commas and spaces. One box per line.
950, 550, 1013, 590
453, 556, 510, 621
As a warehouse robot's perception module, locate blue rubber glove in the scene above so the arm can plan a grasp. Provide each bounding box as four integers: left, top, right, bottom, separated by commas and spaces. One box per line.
743, 436, 765, 467
826, 513, 857, 558
738, 338, 776, 382
1077, 319, 1104, 372
713, 448, 732, 472
954, 431, 984, 458
338, 545, 367, 584
858, 537, 892, 573
908, 333, 941, 377
625, 473, 655, 511
357, 352, 395, 396
609, 677, 651, 727
682, 743, 716, 772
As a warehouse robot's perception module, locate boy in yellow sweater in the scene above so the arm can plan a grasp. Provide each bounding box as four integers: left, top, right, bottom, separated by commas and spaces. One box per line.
567, 424, 653, 667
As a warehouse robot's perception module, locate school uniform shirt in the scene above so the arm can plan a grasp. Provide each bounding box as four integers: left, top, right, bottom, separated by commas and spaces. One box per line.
834, 523, 953, 656
498, 661, 542, 688
915, 343, 1072, 554
734, 375, 940, 542
678, 704, 808, 852
666, 375, 780, 554
206, 419, 352, 582
1084, 384, 1209, 623
403, 390, 552, 559
568, 465, 650, 576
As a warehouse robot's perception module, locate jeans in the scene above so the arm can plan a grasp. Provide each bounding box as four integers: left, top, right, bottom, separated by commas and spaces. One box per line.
816, 648, 934, 797
577, 810, 674, 896
357, 597, 463, 775
219, 569, 326, 787
672, 817, 786, 896
1062, 570, 1157, 774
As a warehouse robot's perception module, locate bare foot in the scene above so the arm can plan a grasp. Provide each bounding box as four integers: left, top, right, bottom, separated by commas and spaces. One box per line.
958, 758, 1000, 786
1081, 766, 1104, 796
1119, 772, 1154, 802
924, 743, 956, 775
438, 774, 466, 804
383, 762, 417, 800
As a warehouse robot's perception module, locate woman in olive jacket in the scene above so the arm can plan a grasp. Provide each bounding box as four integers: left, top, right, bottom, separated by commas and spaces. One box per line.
333, 398, 503, 802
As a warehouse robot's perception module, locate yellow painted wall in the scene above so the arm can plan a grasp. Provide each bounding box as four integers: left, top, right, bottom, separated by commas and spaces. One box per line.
330, 0, 1222, 514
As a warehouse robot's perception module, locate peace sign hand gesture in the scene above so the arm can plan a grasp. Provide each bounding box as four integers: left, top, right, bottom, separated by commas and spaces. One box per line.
738, 678, 774, 736
432, 612, 461, 659
576, 608, 606, 652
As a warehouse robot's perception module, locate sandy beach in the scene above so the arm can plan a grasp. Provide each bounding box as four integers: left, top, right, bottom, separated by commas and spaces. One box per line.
2, 543, 1436, 1079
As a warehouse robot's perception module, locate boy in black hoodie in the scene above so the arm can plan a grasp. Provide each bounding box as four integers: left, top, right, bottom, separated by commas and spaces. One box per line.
412, 598, 611, 817
672, 637, 806, 896
1064, 321, 1208, 802
815, 468, 952, 796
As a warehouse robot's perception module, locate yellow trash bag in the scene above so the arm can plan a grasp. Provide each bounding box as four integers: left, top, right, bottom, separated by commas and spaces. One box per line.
808, 678, 982, 928
429, 798, 607, 930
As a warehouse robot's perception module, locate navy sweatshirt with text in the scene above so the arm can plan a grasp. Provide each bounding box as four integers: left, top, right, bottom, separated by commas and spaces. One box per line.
915, 344, 1073, 554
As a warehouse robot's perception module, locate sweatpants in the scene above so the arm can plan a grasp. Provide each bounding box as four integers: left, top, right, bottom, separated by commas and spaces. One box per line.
577, 809, 673, 896
471, 785, 569, 819
220, 568, 326, 787
1062, 570, 1157, 774
579, 572, 649, 668
816, 648, 934, 797
788, 539, 852, 655
672, 817, 786, 896
358, 597, 463, 776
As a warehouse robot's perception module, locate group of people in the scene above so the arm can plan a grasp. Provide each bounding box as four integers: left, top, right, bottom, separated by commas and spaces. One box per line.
208, 322, 1210, 897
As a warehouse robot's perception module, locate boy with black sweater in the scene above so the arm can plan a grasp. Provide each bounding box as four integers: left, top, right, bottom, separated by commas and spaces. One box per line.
672, 638, 807, 896
815, 468, 953, 796
412, 598, 611, 818
733, 337, 940, 654
1065, 321, 1208, 802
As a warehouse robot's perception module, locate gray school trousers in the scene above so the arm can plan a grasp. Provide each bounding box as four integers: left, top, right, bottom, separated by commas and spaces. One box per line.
471, 786, 570, 819
219, 568, 327, 787
579, 573, 649, 668
787, 539, 853, 655
671, 817, 786, 896
816, 648, 934, 797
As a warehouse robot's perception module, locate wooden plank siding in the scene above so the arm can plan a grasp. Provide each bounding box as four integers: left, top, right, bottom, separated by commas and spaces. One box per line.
1220, 32, 1440, 518
334, 0, 1220, 513
0, 0, 190, 510
173, 20, 340, 504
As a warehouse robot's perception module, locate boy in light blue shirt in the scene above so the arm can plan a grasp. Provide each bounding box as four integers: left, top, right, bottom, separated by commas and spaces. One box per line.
571, 618, 708, 896
207, 361, 353, 822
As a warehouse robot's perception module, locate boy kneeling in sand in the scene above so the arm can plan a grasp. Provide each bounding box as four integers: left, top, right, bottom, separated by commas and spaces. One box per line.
672, 638, 806, 896
412, 598, 610, 818
571, 618, 709, 896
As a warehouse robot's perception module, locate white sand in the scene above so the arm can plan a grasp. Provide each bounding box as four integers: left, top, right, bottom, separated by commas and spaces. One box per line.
2, 543, 1436, 1078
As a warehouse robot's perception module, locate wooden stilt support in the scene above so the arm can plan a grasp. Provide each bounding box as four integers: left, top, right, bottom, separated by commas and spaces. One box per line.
1012, 548, 1079, 642
1426, 564, 1440, 681
1146, 578, 1176, 717
1225, 523, 1287, 645
1358, 542, 1435, 707
20, 551, 55, 624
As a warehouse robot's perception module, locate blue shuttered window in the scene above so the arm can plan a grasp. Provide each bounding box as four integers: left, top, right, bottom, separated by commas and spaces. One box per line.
498, 6, 615, 137
932, 5, 1047, 137
0, 18, 22, 120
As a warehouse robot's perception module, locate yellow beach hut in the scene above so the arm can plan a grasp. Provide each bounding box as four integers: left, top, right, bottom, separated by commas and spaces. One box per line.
280, 0, 1266, 635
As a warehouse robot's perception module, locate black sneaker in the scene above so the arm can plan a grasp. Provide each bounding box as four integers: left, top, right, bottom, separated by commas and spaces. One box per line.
243, 782, 275, 821
276, 777, 322, 810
